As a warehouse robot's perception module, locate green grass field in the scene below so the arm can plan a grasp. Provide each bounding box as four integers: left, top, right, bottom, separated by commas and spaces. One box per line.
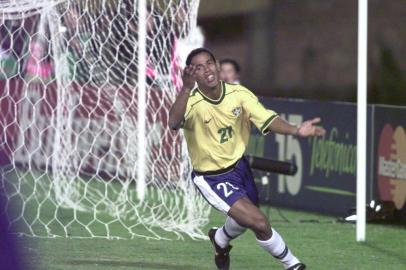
17, 205, 406, 270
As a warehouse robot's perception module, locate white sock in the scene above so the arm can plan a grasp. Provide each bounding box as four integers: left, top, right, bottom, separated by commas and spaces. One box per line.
214, 217, 246, 248
256, 228, 300, 269
224, 216, 246, 238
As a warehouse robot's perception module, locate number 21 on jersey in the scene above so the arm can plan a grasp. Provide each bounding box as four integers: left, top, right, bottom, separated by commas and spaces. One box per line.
218, 125, 233, 143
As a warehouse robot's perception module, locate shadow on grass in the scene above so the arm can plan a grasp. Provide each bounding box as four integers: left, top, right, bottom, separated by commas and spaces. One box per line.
63, 258, 208, 270
362, 242, 406, 265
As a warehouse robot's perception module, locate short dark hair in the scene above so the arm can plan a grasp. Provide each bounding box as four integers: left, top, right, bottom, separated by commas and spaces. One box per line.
185, 47, 216, 66
220, 58, 241, 73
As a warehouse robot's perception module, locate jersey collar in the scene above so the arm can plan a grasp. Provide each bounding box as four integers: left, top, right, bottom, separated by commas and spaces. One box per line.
197, 81, 225, 105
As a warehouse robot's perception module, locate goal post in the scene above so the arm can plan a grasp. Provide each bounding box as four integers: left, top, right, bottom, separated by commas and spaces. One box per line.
137, 0, 147, 201
0, 0, 209, 240
356, 0, 368, 242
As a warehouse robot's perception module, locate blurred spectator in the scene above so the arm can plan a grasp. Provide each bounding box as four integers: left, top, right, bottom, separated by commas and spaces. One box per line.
0, 45, 18, 79
220, 58, 240, 84
0, 21, 26, 57
63, 5, 93, 83
24, 38, 53, 82
0, 21, 23, 80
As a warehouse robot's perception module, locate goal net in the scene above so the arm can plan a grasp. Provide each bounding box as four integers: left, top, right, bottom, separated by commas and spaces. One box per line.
0, 0, 210, 240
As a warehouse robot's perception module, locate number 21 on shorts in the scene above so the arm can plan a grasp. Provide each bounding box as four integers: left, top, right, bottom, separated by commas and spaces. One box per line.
216, 181, 239, 198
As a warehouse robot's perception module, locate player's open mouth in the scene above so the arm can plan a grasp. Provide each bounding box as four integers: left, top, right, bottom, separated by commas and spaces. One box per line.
206, 74, 215, 83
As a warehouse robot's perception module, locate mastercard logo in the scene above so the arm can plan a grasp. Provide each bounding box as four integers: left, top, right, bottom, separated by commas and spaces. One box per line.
377, 124, 406, 210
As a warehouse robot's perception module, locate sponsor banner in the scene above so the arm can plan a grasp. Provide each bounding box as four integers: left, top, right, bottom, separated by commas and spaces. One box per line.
374, 105, 406, 213
249, 98, 373, 216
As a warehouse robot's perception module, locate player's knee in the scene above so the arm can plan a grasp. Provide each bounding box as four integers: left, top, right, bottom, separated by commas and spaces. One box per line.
250, 216, 270, 235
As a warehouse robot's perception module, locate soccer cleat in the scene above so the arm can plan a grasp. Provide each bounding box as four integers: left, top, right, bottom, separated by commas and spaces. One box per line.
208, 227, 232, 270
286, 263, 306, 270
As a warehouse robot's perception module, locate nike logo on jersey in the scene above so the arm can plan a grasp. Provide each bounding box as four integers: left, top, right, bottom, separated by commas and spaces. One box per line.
204, 118, 212, 124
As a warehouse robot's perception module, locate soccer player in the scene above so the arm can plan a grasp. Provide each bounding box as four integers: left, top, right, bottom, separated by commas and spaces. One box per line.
220, 58, 240, 84
168, 48, 325, 270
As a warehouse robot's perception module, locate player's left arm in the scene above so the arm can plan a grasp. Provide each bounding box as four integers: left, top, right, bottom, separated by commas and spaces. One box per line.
239, 87, 325, 138
267, 116, 326, 137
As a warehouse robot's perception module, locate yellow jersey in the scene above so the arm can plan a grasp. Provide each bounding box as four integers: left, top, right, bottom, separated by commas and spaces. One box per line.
182, 81, 278, 172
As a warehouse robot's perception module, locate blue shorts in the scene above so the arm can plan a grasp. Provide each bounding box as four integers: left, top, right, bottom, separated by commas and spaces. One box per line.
191, 156, 259, 214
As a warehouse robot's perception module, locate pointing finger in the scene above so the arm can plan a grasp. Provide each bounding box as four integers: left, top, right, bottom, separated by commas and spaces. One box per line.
310, 117, 321, 125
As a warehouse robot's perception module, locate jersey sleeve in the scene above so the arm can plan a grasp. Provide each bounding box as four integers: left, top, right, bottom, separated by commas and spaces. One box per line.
240, 88, 278, 135
181, 90, 198, 129
182, 102, 193, 129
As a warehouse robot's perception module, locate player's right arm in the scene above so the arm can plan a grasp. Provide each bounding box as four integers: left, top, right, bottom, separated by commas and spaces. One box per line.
168, 65, 196, 130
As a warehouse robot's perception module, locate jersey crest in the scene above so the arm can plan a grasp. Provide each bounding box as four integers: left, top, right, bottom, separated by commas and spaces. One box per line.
232, 107, 242, 117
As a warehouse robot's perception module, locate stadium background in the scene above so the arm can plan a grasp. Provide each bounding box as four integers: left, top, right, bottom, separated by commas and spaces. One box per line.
199, 0, 406, 105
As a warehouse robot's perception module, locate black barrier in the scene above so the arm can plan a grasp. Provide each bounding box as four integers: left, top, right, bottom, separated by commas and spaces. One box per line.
247, 155, 297, 176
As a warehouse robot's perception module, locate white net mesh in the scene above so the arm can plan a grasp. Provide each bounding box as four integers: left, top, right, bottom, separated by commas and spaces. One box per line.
0, 0, 210, 240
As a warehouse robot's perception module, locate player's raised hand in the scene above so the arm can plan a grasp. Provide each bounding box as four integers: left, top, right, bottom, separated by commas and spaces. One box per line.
296, 117, 326, 137
182, 65, 196, 90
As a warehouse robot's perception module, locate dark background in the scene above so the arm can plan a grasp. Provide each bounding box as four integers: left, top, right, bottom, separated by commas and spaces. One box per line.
198, 0, 406, 105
